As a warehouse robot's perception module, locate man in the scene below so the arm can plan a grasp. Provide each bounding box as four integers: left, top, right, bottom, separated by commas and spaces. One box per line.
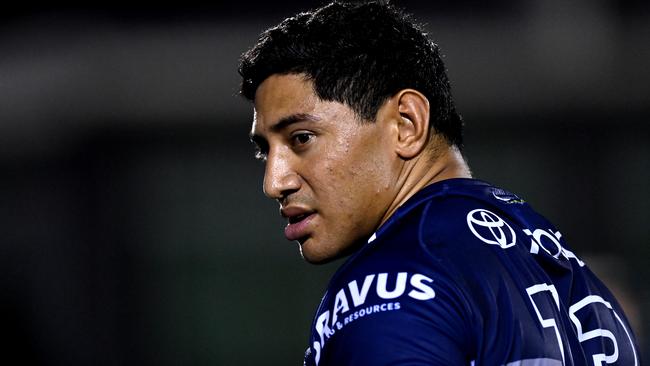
238, 2, 640, 365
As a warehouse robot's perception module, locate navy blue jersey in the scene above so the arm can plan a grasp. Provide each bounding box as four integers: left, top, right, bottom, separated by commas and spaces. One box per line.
303, 179, 639, 366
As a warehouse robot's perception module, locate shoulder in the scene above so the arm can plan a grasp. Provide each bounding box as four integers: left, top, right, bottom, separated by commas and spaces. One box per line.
378, 179, 538, 249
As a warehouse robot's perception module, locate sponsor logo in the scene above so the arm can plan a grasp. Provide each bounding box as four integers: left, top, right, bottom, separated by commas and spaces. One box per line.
492, 189, 525, 204
523, 228, 584, 267
465, 208, 584, 267
310, 272, 435, 365
466, 209, 516, 248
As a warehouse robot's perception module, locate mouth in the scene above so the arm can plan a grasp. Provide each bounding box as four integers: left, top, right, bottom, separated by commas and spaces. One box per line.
282, 208, 316, 241
288, 213, 310, 224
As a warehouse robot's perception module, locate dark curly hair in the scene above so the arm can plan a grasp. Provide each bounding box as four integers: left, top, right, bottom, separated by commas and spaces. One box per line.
238, 1, 463, 148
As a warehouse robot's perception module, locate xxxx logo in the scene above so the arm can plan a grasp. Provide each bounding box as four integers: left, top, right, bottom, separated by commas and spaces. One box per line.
466, 209, 516, 248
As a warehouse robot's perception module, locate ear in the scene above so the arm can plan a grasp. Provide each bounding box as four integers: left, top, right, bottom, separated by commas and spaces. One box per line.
393, 89, 431, 159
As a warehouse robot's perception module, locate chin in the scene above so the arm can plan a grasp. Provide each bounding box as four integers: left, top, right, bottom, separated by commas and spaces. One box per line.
298, 237, 362, 265
299, 245, 335, 265
298, 238, 340, 264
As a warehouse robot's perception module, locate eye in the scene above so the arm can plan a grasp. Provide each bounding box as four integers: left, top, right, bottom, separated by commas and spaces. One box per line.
291, 132, 314, 146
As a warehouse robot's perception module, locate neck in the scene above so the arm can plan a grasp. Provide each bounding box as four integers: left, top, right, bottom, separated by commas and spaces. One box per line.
379, 144, 471, 225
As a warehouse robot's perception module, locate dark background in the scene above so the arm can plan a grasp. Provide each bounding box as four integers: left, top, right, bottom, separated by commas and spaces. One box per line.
1, 1, 648, 364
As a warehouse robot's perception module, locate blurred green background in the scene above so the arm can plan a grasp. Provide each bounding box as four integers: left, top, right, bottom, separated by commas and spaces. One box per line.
1, 1, 648, 364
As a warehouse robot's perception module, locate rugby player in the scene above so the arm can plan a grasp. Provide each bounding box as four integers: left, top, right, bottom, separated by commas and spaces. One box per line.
238, 2, 640, 364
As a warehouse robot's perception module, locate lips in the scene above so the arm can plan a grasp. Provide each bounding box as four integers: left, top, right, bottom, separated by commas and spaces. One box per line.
281, 206, 315, 241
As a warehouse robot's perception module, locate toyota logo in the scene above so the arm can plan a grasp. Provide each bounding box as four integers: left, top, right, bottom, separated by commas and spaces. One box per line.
466, 209, 517, 248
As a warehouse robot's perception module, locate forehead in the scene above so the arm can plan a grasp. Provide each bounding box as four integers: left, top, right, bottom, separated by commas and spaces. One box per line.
252, 74, 319, 129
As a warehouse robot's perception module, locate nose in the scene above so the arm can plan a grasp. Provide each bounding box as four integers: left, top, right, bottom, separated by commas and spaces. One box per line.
263, 148, 301, 201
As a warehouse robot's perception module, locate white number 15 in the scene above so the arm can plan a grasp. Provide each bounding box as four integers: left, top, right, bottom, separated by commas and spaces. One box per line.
526, 284, 638, 366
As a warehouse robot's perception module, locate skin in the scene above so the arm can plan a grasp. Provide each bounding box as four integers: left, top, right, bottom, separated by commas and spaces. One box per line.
250, 73, 471, 263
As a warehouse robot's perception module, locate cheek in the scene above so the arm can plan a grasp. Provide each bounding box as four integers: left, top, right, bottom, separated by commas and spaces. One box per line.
313, 130, 394, 215
354, 146, 395, 195
310, 157, 360, 221
332, 153, 389, 212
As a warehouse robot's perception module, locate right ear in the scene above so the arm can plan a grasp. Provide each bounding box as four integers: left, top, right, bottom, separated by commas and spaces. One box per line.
392, 89, 431, 159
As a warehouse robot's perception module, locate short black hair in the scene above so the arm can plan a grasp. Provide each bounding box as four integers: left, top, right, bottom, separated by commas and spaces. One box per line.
238, 1, 464, 147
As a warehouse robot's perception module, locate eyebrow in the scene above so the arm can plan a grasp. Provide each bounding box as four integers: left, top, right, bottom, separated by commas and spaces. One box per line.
249, 113, 321, 143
